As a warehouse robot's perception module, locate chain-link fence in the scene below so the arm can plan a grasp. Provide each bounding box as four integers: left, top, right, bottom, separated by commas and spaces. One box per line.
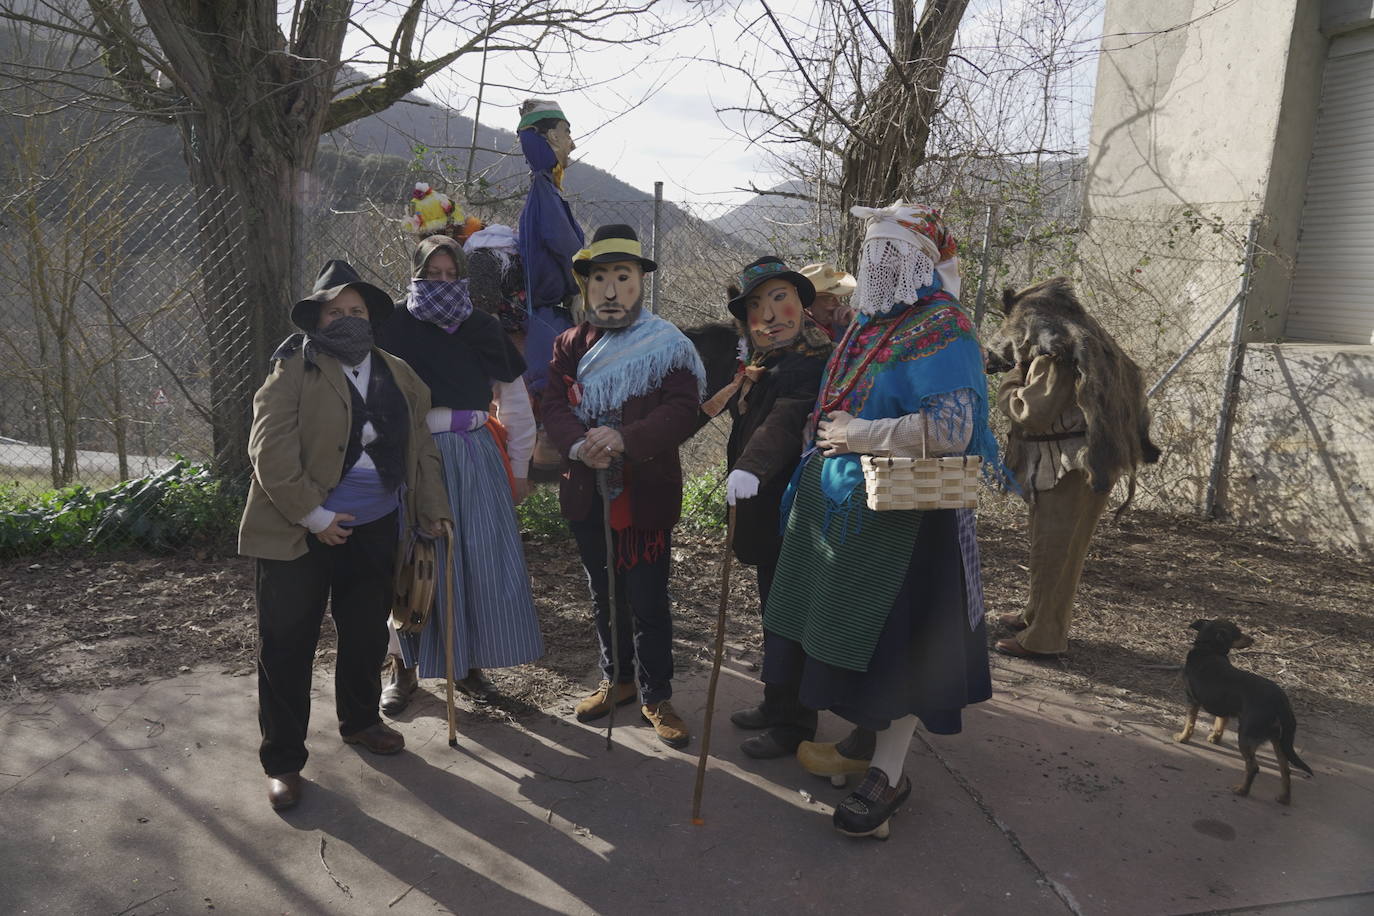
0, 176, 1258, 549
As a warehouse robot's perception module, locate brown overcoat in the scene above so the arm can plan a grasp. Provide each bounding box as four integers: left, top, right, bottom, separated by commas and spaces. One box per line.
238, 346, 450, 562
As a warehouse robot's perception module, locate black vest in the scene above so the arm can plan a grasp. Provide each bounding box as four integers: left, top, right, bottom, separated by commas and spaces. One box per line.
341, 356, 408, 492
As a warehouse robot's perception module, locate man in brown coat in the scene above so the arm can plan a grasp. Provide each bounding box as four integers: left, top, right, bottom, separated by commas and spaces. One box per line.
989, 278, 1159, 659
541, 225, 705, 748
239, 260, 450, 810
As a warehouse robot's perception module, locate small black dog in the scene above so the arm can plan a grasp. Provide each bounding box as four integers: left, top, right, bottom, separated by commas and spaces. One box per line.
1175, 619, 1313, 804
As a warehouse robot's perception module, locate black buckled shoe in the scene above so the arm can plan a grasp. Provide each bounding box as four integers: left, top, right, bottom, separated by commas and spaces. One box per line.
833, 767, 912, 840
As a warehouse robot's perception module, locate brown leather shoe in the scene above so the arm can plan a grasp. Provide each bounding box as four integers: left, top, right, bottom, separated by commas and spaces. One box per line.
642, 700, 691, 749
996, 612, 1028, 632
574, 680, 638, 722
343, 721, 405, 754
994, 637, 1062, 660
268, 772, 302, 811
380, 656, 418, 717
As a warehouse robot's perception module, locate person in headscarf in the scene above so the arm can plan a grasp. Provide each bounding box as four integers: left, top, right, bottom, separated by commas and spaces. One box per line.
376, 235, 543, 712
762, 203, 1006, 839
541, 224, 706, 749
697, 257, 832, 759
239, 259, 450, 811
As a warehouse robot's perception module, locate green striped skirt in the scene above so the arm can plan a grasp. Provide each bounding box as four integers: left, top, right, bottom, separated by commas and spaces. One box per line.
762, 456, 921, 672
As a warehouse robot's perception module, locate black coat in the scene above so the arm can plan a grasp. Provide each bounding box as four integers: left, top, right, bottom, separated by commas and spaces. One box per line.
726, 347, 827, 566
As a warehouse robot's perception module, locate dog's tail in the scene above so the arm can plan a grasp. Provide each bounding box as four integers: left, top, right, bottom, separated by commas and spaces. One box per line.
1278, 705, 1314, 777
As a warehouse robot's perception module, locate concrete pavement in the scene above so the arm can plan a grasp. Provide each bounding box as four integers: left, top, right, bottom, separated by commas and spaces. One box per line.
2, 656, 1371, 915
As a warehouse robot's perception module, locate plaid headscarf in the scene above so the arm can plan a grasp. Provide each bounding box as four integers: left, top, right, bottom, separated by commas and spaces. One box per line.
406, 278, 473, 333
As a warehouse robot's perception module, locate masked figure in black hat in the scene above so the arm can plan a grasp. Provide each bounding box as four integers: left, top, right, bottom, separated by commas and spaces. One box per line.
698, 257, 832, 759
239, 260, 451, 812
541, 224, 706, 748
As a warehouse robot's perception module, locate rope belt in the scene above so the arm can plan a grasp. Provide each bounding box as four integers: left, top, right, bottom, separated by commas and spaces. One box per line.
1021, 430, 1086, 442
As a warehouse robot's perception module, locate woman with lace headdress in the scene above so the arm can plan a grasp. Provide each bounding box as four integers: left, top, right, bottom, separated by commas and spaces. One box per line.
760, 203, 1006, 839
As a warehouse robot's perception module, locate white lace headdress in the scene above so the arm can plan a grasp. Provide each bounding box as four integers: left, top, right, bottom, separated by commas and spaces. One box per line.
849, 201, 961, 316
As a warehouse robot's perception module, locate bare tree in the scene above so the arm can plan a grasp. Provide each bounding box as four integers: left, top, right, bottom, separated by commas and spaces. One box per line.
0, 0, 690, 477
718, 0, 1103, 265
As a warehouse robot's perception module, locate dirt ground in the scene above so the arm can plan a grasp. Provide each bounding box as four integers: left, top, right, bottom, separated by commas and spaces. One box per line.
2, 499, 1371, 737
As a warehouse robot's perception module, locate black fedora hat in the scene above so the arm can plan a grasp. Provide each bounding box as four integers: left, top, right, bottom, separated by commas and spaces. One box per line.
726, 256, 815, 322
573, 224, 657, 275
291, 260, 394, 331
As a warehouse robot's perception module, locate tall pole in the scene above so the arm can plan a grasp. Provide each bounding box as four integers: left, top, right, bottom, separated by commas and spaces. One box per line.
972, 203, 997, 328
1203, 217, 1261, 519
650, 180, 663, 313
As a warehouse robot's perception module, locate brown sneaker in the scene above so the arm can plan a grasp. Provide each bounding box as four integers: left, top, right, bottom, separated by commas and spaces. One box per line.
641, 700, 690, 749
574, 680, 637, 722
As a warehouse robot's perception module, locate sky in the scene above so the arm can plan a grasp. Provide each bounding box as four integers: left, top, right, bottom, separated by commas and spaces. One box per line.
337, 0, 1105, 207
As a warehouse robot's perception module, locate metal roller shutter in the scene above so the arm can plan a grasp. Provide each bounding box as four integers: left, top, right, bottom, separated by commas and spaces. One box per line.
1286, 27, 1374, 345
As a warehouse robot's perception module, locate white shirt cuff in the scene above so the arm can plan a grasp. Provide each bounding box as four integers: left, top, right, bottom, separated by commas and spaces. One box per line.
300, 506, 335, 534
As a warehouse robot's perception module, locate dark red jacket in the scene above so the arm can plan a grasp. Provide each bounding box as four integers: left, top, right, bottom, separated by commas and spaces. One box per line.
542, 322, 702, 529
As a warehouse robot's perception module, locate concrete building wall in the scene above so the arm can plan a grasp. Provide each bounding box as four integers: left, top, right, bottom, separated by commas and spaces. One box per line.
1081, 0, 1373, 552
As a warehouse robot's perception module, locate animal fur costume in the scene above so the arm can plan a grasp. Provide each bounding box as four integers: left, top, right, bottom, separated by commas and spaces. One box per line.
988, 277, 1161, 499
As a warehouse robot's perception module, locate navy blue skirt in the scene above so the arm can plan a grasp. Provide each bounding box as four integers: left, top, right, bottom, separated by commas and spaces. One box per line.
762, 508, 991, 734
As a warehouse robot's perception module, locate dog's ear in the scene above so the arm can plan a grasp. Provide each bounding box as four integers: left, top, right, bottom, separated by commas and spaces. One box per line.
1189, 619, 1209, 632
1001, 287, 1018, 316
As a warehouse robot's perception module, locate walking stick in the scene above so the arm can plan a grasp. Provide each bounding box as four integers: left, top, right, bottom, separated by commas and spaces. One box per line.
443, 529, 458, 747
692, 504, 736, 825
597, 467, 620, 751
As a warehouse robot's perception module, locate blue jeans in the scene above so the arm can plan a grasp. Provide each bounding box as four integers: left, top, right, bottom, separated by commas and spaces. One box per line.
569, 518, 674, 705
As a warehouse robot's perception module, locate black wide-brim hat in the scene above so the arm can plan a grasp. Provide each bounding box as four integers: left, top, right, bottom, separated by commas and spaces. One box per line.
291, 259, 395, 331
726, 256, 815, 322
573, 223, 657, 275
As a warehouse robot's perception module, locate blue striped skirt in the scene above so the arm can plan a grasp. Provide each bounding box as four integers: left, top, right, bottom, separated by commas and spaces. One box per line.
397, 426, 544, 677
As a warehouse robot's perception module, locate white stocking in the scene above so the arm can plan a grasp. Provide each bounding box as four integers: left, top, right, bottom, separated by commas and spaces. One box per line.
869, 714, 919, 783
387, 627, 403, 658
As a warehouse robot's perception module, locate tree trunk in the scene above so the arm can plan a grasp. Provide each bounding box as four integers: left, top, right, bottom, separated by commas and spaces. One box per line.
838, 0, 970, 264
178, 105, 310, 481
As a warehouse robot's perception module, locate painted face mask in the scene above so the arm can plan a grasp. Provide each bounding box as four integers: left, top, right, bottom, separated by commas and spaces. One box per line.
585, 261, 644, 329
745, 278, 804, 351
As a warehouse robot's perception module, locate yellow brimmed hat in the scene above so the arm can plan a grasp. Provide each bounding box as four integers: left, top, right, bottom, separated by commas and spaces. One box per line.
572, 224, 657, 275
800, 262, 857, 297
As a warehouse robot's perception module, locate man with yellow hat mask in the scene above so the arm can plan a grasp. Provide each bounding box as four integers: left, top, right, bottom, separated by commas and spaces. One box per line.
541, 224, 707, 749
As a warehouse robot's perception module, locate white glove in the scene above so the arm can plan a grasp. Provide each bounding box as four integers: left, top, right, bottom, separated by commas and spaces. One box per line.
726, 469, 760, 505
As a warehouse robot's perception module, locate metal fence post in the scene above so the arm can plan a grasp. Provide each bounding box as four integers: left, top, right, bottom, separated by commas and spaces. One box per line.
650, 180, 663, 313
972, 203, 997, 328
1203, 217, 1261, 519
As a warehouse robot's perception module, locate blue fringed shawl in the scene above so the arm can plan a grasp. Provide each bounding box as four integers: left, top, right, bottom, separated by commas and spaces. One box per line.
573, 310, 707, 426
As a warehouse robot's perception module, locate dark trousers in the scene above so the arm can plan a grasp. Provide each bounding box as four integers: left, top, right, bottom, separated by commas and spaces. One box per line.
256, 511, 398, 776
752, 558, 810, 727
569, 518, 674, 705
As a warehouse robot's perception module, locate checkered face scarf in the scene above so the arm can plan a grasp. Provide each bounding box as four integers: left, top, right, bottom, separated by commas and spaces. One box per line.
406, 278, 473, 332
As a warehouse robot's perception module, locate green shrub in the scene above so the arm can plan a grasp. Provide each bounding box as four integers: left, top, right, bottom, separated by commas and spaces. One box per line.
516, 482, 569, 538
0, 460, 244, 558
681, 464, 727, 532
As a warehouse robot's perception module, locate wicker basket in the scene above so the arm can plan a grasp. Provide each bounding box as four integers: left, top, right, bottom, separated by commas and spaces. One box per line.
861, 453, 982, 511
391, 537, 439, 634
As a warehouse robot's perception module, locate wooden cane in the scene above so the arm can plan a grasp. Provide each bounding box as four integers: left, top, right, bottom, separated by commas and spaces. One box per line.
691, 504, 737, 825
443, 529, 458, 747
597, 467, 620, 751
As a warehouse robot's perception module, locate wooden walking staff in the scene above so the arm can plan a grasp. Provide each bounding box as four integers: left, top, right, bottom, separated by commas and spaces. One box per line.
691, 504, 737, 825
597, 468, 620, 751
443, 530, 459, 747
